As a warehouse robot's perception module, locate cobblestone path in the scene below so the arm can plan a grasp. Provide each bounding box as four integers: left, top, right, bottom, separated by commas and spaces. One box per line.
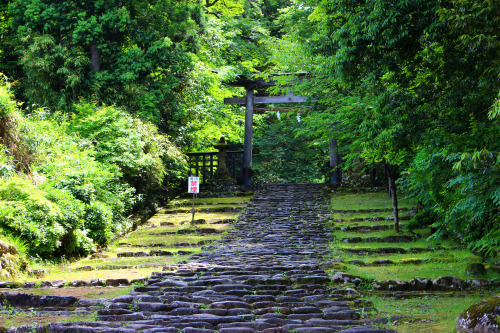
12, 184, 396, 333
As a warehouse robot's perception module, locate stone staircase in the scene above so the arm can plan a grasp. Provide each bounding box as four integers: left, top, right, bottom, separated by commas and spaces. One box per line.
7, 184, 396, 333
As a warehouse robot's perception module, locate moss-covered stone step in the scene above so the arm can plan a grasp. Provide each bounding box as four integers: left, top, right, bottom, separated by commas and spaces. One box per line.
118, 240, 214, 248
149, 227, 224, 236
165, 202, 245, 208
0, 277, 146, 289
331, 207, 410, 214
332, 224, 406, 232
342, 235, 419, 243
163, 206, 243, 214
331, 272, 498, 291
334, 215, 411, 222
341, 246, 445, 254
116, 250, 195, 258
345, 257, 457, 266
74, 263, 163, 271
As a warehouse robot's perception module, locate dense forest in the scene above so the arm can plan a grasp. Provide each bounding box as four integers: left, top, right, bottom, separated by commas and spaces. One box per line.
0, 0, 498, 259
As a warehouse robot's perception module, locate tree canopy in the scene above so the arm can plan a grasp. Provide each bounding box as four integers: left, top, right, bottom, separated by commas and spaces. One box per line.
0, 0, 498, 257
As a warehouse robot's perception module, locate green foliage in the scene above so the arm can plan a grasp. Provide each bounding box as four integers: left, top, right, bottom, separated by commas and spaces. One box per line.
0, 178, 94, 256
0, 81, 188, 258
269, 0, 499, 256
0, 226, 28, 259
68, 101, 188, 208
7, 0, 204, 132
253, 115, 325, 183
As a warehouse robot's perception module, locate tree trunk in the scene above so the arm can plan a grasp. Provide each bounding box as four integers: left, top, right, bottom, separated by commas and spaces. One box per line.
329, 138, 342, 187
90, 43, 100, 72
386, 162, 400, 232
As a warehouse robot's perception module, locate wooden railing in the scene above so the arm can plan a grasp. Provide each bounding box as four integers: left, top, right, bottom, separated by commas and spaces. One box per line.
186, 151, 244, 184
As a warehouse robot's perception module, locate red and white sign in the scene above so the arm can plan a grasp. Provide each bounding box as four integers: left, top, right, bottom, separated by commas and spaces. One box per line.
188, 177, 200, 194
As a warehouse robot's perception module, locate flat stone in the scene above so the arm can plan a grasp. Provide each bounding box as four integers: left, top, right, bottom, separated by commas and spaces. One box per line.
290, 328, 339, 333
40, 280, 65, 288
261, 318, 302, 326
323, 310, 360, 320
243, 295, 275, 303
217, 322, 276, 331
39, 296, 78, 307
292, 306, 322, 314
143, 329, 179, 333
212, 284, 252, 292
3, 293, 40, 307
96, 313, 146, 321
150, 250, 174, 256
170, 307, 201, 315
337, 328, 397, 333
151, 279, 188, 287
219, 328, 256, 333
181, 328, 215, 333
211, 301, 251, 309
190, 279, 234, 286
106, 279, 129, 286
135, 302, 171, 312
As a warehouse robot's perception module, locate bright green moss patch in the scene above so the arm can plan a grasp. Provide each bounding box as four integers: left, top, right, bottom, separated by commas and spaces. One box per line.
345, 260, 493, 281
168, 197, 251, 206
331, 192, 412, 211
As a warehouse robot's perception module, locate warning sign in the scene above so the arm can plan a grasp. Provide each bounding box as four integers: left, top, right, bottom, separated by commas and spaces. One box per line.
188, 177, 200, 194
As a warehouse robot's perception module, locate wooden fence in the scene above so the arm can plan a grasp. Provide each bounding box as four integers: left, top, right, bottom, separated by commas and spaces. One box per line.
186, 151, 244, 184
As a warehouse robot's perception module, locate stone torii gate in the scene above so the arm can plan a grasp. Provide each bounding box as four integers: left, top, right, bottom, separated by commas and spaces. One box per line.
224, 73, 342, 187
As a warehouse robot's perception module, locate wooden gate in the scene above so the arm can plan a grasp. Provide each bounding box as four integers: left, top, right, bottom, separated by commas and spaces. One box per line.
186, 151, 243, 184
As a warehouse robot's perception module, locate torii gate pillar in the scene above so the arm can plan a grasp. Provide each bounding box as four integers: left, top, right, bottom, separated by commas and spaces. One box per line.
223, 73, 311, 186
242, 88, 254, 186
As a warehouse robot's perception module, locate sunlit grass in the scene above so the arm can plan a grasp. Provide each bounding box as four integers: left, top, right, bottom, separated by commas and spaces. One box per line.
148, 212, 239, 224
331, 211, 413, 221
367, 292, 498, 333
0, 311, 98, 331
337, 238, 450, 250
345, 260, 492, 280
9, 195, 249, 284
169, 197, 251, 206
0, 286, 134, 299
339, 228, 427, 239
17, 266, 160, 283
331, 192, 413, 211
339, 248, 482, 264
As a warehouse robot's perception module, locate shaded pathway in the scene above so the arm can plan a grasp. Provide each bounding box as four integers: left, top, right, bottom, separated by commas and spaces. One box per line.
11, 184, 396, 333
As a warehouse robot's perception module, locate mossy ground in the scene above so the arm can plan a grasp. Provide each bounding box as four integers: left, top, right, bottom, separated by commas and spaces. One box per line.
367, 292, 495, 333
0, 196, 249, 331
331, 192, 413, 211
0, 311, 97, 331
329, 191, 500, 332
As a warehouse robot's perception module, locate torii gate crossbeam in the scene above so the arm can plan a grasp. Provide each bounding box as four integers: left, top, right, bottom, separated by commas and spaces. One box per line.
223, 73, 311, 186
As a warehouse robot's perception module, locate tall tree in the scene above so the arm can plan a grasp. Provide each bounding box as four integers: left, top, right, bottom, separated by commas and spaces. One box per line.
270, 0, 499, 249
8, 0, 204, 134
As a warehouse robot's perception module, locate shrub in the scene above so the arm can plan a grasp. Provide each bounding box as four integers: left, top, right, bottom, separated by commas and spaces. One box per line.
0, 81, 187, 258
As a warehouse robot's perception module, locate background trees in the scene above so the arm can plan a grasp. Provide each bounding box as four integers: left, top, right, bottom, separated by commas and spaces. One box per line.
269, 0, 499, 255
0, 0, 497, 257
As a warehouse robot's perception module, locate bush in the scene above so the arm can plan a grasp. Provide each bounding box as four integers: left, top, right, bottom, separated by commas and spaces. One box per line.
68, 102, 187, 208
0, 81, 188, 258
0, 178, 94, 256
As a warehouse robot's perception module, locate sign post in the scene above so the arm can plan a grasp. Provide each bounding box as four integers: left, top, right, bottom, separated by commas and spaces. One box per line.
188, 177, 200, 223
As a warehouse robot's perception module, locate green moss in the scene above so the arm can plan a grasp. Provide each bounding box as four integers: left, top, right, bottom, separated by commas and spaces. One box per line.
331, 192, 413, 211
368, 292, 499, 333
457, 295, 500, 330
